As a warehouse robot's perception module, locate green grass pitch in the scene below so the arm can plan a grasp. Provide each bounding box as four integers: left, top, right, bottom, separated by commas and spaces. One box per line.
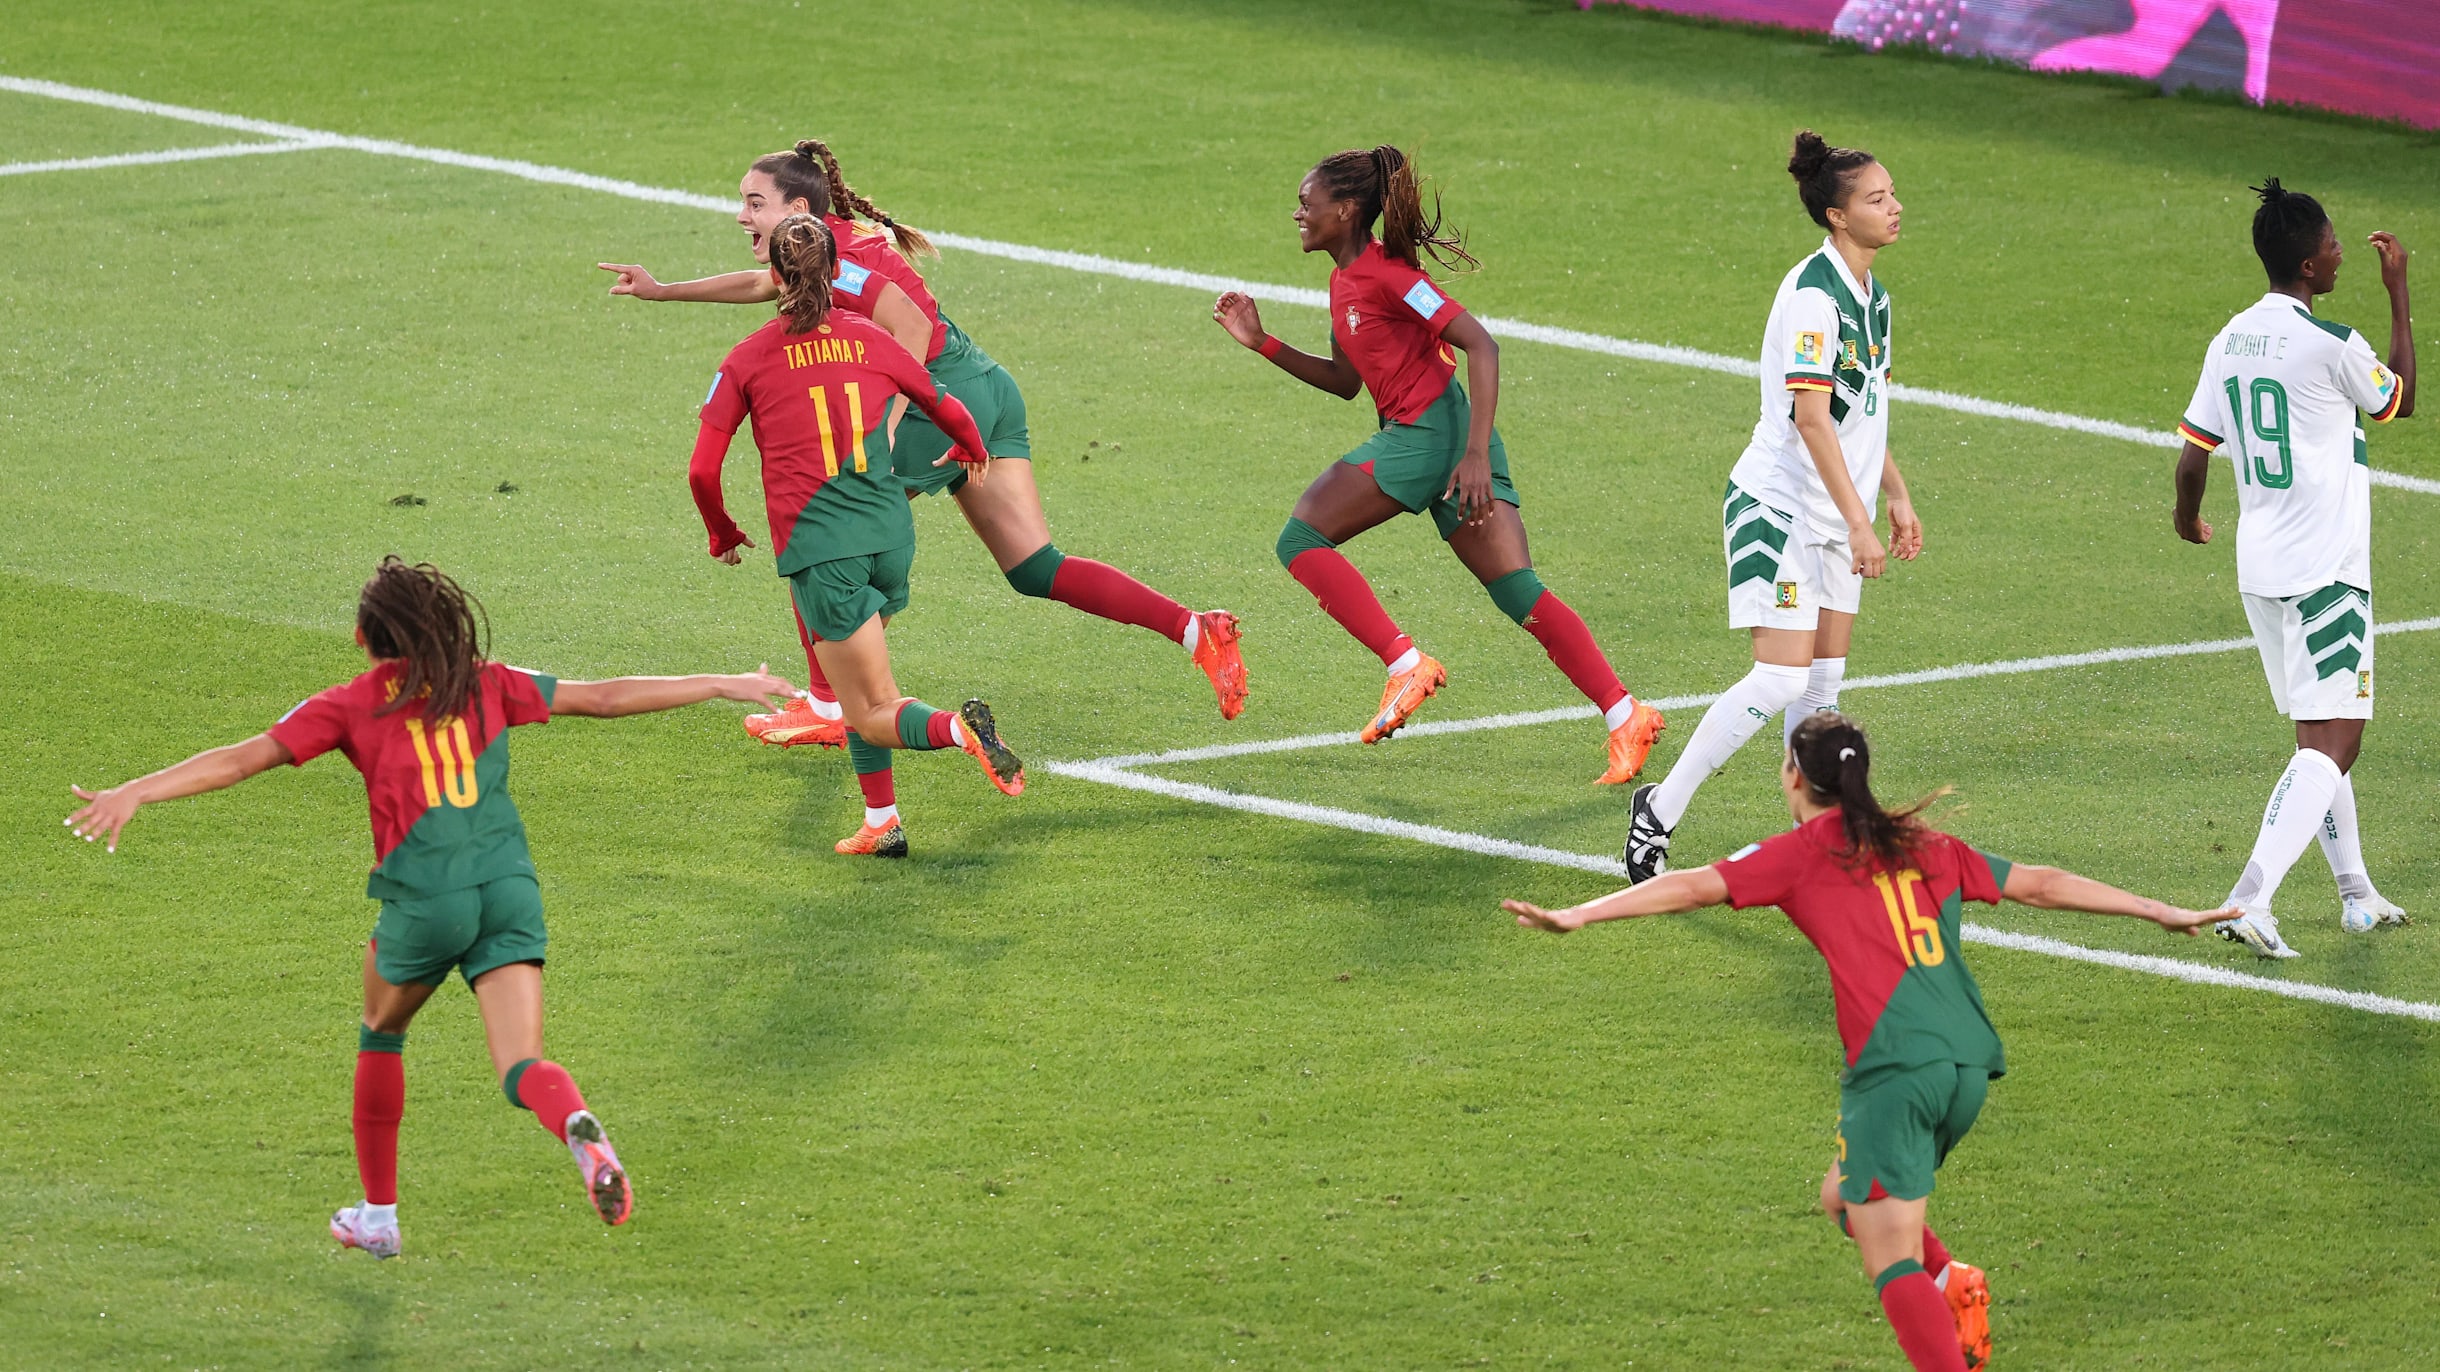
5, 0, 2440, 1365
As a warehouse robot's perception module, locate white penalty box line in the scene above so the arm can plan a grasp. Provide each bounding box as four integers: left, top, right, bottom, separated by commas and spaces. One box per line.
4, 74, 2437, 497
10, 75, 2438, 1023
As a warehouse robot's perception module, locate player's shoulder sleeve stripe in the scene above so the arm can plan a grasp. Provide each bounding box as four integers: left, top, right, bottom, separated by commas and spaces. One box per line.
2371, 386, 2405, 423
1786, 376, 1836, 393
2291, 306, 2356, 344
2177, 419, 2223, 450
703, 371, 725, 406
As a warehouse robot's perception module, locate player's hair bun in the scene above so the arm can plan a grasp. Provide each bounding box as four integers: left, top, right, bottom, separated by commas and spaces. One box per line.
793, 139, 822, 161
2254, 176, 2287, 206
1788, 129, 1832, 181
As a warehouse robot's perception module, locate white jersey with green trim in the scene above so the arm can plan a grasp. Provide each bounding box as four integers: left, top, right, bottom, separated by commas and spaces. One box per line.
2178, 293, 2403, 598
1727, 238, 1893, 541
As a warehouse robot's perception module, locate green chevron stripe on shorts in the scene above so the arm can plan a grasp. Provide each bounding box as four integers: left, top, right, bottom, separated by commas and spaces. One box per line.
1723, 481, 1792, 590
2297, 583, 2369, 680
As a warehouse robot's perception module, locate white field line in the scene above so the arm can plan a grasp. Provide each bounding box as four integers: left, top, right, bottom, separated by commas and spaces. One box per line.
0, 140, 328, 177
1090, 617, 2440, 769
8, 75, 2437, 496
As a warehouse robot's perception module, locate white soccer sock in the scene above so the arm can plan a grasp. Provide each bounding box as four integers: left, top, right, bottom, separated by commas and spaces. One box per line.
2229, 748, 2345, 909
865, 804, 900, 828
1386, 646, 1421, 677
2317, 770, 2377, 902
1602, 694, 1638, 731
1648, 662, 1809, 830
946, 715, 966, 748
1783, 655, 1847, 746
361, 1201, 397, 1226
805, 692, 843, 722
1181, 614, 1201, 656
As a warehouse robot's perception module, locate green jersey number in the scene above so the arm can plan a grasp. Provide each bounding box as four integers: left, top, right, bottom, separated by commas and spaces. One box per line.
2223, 376, 2294, 490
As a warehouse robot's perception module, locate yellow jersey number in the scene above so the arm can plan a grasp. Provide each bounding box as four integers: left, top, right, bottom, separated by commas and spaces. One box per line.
404, 716, 480, 809
807, 382, 870, 477
1873, 868, 1945, 967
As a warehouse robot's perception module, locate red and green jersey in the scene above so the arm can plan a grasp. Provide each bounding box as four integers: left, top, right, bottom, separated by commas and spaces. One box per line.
268, 661, 557, 901
823, 215, 948, 365
699, 313, 948, 573
1713, 813, 2010, 1083
1330, 239, 1465, 425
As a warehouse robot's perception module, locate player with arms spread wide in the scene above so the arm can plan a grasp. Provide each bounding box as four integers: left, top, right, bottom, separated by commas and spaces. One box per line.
1508, 712, 2232, 1371
603, 141, 1247, 747
1625, 130, 1922, 882
1211, 145, 1663, 781
2172, 180, 2416, 958
63, 557, 799, 1256
691, 213, 1025, 857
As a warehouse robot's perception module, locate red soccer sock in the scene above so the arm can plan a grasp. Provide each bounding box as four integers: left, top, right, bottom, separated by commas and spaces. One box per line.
351, 1049, 404, 1205
856, 763, 896, 809
1049, 557, 1194, 643
1922, 1225, 1953, 1280
1287, 548, 1412, 666
925, 708, 959, 749
1877, 1263, 1969, 1372
1521, 590, 1627, 713
791, 608, 838, 705
508, 1059, 588, 1143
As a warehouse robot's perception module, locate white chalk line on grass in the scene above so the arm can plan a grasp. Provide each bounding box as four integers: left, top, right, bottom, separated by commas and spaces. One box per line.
8, 75, 2438, 497
0, 139, 330, 177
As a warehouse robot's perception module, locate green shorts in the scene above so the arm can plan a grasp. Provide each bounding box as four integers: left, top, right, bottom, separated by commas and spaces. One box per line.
893, 364, 1030, 496
372, 873, 546, 989
787, 542, 914, 642
1835, 1061, 1991, 1205
1342, 381, 1519, 539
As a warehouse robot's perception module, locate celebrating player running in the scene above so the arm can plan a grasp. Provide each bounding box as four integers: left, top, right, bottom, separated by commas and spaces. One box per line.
1508, 712, 2232, 1372
2171, 180, 2416, 958
603, 140, 1247, 747
1626, 130, 1922, 882
1212, 145, 1663, 782
690, 213, 1025, 856
63, 557, 799, 1255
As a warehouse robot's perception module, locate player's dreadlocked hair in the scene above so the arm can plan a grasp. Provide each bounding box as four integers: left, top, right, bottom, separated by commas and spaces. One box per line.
2250, 178, 2331, 286
1788, 710, 1942, 870
1311, 145, 1478, 273
358, 556, 490, 727
748, 140, 936, 260
770, 213, 836, 334
1788, 130, 1879, 231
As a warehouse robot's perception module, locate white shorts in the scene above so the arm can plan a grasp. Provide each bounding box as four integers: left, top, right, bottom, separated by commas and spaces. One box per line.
1723, 483, 1862, 630
2243, 584, 2373, 720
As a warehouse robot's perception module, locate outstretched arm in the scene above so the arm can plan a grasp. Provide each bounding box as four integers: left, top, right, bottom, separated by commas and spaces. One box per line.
2000, 863, 2231, 935
2172, 441, 2214, 544
66, 733, 292, 852
599, 264, 779, 305
551, 666, 796, 718
1504, 866, 1733, 933
1212, 291, 1363, 399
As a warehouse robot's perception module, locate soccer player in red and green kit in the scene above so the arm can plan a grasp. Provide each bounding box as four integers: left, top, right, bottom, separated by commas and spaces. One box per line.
1506, 712, 2233, 1371
1212, 145, 1662, 782
64, 557, 799, 1257
690, 213, 1026, 857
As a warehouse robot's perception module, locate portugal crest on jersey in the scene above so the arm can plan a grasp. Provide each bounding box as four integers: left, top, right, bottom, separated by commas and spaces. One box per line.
1345, 306, 1361, 335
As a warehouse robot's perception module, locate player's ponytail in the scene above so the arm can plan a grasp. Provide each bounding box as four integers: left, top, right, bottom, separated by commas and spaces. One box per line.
358, 556, 489, 728
1788, 129, 1878, 231
770, 213, 836, 334
1788, 711, 1938, 869
1311, 144, 1478, 274
799, 138, 935, 260
2249, 177, 2330, 286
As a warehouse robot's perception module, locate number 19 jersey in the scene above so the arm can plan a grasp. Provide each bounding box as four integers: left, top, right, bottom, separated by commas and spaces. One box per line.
2178, 293, 2404, 598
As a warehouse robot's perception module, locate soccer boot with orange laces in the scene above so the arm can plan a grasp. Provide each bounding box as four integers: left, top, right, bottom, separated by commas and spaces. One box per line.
1595, 700, 1667, 785
835, 820, 909, 858
1190, 610, 1250, 721
958, 699, 1025, 796
744, 693, 846, 749
1361, 654, 1446, 744
1945, 1259, 1992, 1369
564, 1110, 632, 1226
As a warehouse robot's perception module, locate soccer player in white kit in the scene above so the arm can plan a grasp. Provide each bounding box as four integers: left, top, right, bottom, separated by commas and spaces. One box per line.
1623, 131, 1923, 882
2173, 180, 2416, 958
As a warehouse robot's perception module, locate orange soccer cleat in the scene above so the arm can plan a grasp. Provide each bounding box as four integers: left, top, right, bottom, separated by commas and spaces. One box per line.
1595, 700, 1667, 785
1945, 1260, 1992, 1369
744, 694, 846, 749
564, 1110, 632, 1227
957, 698, 1025, 796
1190, 610, 1250, 721
834, 820, 909, 858
1361, 653, 1446, 744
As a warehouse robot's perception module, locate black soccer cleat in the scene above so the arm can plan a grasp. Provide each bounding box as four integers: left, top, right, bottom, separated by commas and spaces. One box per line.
1623, 783, 1672, 885
957, 698, 1025, 796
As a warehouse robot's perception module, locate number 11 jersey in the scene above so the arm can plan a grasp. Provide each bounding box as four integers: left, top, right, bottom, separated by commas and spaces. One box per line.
2179, 294, 2404, 599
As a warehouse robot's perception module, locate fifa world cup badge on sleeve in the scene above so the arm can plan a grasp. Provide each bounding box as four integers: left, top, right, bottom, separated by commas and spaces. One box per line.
1776, 581, 1799, 610
2358, 670, 2372, 699
1795, 331, 1824, 366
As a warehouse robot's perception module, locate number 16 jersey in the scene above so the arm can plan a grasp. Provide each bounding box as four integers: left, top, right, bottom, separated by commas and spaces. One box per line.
2178, 293, 2404, 599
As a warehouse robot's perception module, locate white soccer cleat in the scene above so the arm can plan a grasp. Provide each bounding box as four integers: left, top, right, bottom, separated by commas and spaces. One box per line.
330, 1204, 401, 1259
2341, 894, 2408, 934
2217, 904, 2300, 959
565, 1110, 633, 1226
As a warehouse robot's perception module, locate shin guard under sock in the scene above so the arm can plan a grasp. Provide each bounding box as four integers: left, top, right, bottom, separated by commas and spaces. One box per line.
504, 1058, 587, 1144
1875, 1260, 1968, 1371
1509, 583, 1628, 714
1033, 548, 1194, 642
846, 730, 896, 810
353, 1026, 406, 1206
1285, 545, 1411, 666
